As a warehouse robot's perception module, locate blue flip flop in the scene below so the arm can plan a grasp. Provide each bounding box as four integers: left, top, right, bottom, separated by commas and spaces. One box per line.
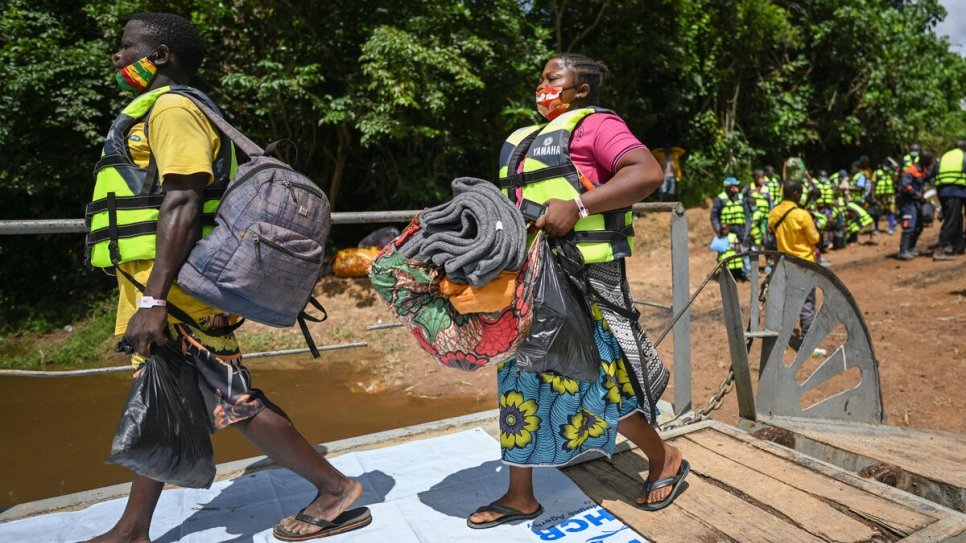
638, 459, 691, 512
466, 502, 544, 529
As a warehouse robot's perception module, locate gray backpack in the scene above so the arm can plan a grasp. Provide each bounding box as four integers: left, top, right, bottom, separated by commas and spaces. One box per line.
174, 93, 331, 356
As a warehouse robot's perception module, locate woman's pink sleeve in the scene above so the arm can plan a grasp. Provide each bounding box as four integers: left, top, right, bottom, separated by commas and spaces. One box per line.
590, 114, 647, 173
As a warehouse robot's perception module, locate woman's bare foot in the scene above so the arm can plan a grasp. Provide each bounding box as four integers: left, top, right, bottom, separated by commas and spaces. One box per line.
468, 493, 541, 525
276, 478, 363, 537
636, 442, 683, 505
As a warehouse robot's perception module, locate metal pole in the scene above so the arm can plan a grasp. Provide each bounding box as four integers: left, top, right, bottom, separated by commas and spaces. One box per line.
669, 203, 692, 416
0, 203, 683, 235
0, 211, 424, 235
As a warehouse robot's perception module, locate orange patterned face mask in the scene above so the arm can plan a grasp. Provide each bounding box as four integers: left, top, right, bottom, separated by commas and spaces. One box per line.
535, 85, 574, 121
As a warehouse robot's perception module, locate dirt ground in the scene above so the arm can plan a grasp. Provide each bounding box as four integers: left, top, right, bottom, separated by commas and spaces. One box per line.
274, 206, 966, 435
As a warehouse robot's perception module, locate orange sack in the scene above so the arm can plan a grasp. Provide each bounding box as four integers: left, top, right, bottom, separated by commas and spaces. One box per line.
332, 247, 382, 278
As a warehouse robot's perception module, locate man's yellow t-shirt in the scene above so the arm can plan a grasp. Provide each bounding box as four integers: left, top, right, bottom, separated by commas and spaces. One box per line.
114, 93, 225, 335
768, 200, 820, 263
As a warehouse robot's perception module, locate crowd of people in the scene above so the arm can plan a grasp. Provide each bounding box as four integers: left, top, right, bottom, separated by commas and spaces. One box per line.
709, 143, 966, 278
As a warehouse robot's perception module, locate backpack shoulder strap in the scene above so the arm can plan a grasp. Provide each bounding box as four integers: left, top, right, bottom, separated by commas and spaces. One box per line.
169, 91, 265, 158
770, 205, 799, 233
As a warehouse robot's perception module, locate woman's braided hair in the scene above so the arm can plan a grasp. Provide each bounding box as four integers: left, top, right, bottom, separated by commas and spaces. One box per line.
554, 53, 608, 102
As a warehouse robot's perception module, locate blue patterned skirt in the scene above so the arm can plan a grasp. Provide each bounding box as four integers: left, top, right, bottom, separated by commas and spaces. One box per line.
497, 305, 647, 466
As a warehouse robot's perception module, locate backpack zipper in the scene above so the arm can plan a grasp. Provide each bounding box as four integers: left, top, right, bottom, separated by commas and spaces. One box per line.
252, 233, 321, 263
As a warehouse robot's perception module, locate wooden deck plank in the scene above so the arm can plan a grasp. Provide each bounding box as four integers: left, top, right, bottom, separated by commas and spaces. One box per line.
687, 429, 934, 536
609, 448, 821, 543
709, 422, 959, 520
898, 516, 966, 542
766, 418, 966, 487
565, 460, 729, 542
675, 434, 877, 542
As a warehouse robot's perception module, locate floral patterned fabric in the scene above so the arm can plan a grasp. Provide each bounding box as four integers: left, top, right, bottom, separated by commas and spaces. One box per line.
369, 217, 542, 372
497, 302, 643, 466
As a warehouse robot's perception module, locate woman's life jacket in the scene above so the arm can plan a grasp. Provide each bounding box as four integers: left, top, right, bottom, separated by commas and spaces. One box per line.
85, 85, 236, 268
496, 107, 634, 264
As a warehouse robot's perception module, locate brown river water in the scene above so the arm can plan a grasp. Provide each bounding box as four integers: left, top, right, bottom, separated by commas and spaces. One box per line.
0, 350, 490, 510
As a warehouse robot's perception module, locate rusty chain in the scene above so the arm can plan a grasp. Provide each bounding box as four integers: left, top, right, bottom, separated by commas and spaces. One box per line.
660, 368, 735, 431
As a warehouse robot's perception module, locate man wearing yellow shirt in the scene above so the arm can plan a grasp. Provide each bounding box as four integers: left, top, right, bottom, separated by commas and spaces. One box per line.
85, 13, 369, 543
769, 180, 820, 350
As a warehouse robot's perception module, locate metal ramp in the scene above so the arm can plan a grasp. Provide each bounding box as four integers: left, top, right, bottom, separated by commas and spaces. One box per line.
564, 420, 966, 542
717, 254, 966, 515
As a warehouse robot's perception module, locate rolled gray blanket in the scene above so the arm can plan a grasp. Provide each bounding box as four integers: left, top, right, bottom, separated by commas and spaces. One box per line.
399, 177, 526, 287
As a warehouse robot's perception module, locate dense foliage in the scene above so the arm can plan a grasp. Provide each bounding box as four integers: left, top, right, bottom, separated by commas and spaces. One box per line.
1, 0, 964, 329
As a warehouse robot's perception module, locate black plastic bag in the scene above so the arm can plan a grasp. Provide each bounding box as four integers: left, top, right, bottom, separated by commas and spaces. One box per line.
515, 237, 600, 382
107, 342, 215, 488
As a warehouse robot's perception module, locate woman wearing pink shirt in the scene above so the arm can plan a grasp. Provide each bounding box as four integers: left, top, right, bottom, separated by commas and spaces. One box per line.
468, 54, 690, 529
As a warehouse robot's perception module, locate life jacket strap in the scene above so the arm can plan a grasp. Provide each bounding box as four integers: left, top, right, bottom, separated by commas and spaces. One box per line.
93, 154, 134, 174
573, 225, 634, 243
107, 192, 122, 266
498, 163, 582, 191
86, 194, 166, 224
88, 220, 159, 247
114, 265, 243, 336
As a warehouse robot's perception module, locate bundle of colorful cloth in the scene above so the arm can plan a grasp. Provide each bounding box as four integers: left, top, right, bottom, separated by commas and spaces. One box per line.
370, 177, 537, 372
399, 177, 526, 288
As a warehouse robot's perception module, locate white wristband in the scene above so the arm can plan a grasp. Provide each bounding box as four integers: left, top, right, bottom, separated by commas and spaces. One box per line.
138, 296, 167, 309
574, 196, 590, 219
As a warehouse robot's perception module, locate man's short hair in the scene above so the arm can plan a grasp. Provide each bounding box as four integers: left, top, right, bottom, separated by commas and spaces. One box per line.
128, 12, 205, 75
784, 180, 803, 200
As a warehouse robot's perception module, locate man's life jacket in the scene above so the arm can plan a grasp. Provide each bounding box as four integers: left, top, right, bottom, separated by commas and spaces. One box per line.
85, 85, 236, 268
497, 107, 633, 264
747, 184, 771, 216
873, 167, 896, 196
902, 152, 919, 169
846, 201, 873, 234
766, 175, 782, 201
815, 179, 836, 208
716, 192, 747, 226
935, 148, 966, 188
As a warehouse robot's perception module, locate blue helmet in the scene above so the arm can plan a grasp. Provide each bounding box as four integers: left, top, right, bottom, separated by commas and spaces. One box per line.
723, 177, 739, 187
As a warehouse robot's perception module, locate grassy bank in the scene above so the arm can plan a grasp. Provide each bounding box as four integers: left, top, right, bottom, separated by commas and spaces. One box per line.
0, 300, 117, 369
0, 299, 310, 370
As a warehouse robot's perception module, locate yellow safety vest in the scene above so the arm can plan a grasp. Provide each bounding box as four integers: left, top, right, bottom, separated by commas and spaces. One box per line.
716, 192, 746, 226
873, 167, 896, 196
718, 232, 743, 271
497, 107, 634, 264
935, 149, 966, 187
85, 85, 236, 268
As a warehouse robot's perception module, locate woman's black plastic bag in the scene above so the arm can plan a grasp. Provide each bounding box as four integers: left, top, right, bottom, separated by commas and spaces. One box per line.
107, 342, 215, 488
515, 237, 600, 382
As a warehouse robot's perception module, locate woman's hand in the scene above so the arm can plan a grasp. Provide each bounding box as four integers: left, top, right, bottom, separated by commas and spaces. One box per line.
535, 198, 580, 237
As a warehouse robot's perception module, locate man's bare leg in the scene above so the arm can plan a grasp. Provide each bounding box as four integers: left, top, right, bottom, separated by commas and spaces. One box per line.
83, 474, 163, 543
617, 412, 683, 505
237, 403, 362, 537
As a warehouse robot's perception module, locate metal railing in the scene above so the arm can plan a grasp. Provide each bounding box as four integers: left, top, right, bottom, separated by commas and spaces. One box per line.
0, 202, 693, 415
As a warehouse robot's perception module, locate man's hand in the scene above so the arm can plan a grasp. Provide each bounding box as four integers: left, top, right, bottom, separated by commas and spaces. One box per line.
534, 198, 580, 237
125, 306, 169, 355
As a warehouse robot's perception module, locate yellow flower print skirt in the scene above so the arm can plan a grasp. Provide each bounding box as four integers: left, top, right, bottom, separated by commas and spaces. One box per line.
497, 302, 642, 467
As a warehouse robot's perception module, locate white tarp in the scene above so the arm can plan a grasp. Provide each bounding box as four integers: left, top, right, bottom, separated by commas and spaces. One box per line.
0, 428, 648, 542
